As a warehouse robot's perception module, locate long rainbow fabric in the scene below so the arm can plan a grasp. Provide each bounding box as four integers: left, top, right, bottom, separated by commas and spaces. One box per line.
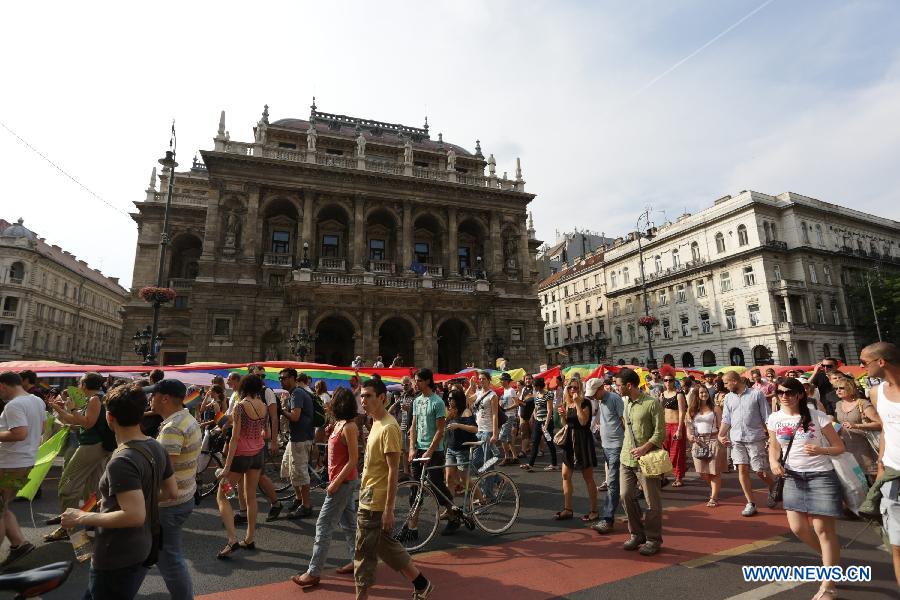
202, 364, 416, 392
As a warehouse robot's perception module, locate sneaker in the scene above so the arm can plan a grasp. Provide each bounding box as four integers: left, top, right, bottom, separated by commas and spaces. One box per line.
266, 502, 283, 522
289, 499, 302, 512
741, 502, 757, 517
623, 535, 646, 551
234, 513, 248, 525
0, 542, 35, 568
478, 456, 500, 474
412, 581, 434, 600
287, 505, 314, 519
638, 541, 661, 556
441, 519, 461, 536
591, 519, 613, 534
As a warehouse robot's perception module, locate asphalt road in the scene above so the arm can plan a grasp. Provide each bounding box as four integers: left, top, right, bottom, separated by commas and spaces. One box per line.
3, 452, 895, 599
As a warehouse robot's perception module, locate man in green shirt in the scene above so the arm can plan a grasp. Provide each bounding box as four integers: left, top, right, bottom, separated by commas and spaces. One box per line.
617, 368, 666, 556
355, 378, 433, 600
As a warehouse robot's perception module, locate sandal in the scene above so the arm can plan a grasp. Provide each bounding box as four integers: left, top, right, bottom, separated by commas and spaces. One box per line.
671, 480, 684, 488
581, 512, 600, 522
238, 540, 256, 550
42, 527, 69, 543
520, 464, 533, 471
553, 509, 574, 520
217, 541, 240, 559
706, 498, 719, 508
543, 465, 558, 471
811, 586, 837, 599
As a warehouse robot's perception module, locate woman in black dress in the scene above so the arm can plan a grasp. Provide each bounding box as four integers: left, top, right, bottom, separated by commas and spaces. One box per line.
554, 377, 598, 521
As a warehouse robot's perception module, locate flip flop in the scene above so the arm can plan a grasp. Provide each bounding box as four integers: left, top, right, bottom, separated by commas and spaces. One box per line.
554, 509, 574, 520
581, 513, 600, 522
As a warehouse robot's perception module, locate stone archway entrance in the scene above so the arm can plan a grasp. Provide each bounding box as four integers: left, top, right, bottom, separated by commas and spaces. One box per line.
437, 318, 469, 374
378, 318, 415, 369
314, 315, 356, 366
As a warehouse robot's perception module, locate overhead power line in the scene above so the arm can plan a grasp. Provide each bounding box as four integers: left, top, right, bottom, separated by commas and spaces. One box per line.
0, 119, 133, 219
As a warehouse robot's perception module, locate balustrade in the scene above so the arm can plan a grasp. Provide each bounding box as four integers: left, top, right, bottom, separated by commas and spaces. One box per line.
263, 253, 292, 267
318, 257, 346, 271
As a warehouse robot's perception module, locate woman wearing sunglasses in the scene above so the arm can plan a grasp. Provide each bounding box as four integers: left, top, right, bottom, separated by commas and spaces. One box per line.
766, 378, 845, 600
554, 378, 598, 521
831, 373, 880, 484
660, 376, 687, 487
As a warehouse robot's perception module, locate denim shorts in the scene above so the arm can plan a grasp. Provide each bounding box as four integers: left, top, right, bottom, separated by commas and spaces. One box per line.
444, 448, 469, 471
783, 469, 843, 517
499, 417, 516, 443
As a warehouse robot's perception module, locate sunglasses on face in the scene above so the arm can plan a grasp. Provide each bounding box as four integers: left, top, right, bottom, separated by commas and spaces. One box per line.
664, 378, 675, 382
778, 388, 799, 396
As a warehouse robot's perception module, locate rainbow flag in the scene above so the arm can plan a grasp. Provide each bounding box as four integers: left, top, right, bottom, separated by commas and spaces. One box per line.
184, 388, 202, 410
204, 365, 415, 392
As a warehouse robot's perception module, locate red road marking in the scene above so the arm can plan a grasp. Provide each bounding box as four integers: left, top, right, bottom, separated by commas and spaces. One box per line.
198, 490, 789, 599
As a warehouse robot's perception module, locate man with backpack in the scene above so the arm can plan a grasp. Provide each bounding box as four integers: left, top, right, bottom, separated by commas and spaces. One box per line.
279, 369, 316, 519
62, 383, 177, 600
45, 372, 117, 543
149, 378, 201, 600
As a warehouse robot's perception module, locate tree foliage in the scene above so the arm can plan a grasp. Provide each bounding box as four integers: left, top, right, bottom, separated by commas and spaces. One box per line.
845, 269, 900, 346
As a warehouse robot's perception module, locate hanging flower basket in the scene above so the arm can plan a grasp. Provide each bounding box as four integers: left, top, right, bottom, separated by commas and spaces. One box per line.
138, 286, 177, 304
638, 315, 659, 328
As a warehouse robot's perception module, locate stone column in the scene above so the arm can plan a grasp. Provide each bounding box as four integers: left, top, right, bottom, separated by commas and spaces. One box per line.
783, 294, 794, 323
447, 207, 459, 277
243, 185, 260, 267
489, 212, 502, 276
352, 196, 366, 271
518, 217, 531, 282
423, 311, 434, 366
200, 188, 220, 260
362, 308, 374, 359
301, 191, 314, 265
402, 200, 413, 273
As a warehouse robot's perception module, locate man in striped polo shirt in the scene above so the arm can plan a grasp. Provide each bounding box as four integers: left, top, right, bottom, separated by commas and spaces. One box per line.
148, 379, 201, 600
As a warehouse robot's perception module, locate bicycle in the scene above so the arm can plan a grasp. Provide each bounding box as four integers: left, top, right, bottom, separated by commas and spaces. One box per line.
394, 441, 520, 553
0, 561, 72, 599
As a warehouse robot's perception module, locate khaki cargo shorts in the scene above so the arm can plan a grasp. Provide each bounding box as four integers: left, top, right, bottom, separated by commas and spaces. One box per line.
354, 508, 412, 590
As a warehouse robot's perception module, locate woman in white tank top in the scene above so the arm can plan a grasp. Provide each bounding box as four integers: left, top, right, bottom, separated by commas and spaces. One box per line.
685, 386, 727, 506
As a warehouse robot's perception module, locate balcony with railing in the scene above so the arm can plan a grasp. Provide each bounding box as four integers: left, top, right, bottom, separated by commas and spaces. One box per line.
369, 260, 395, 274
8, 277, 23, 285
318, 257, 347, 271
1, 310, 17, 318
768, 278, 807, 293
263, 252, 293, 267
316, 153, 355, 169
151, 192, 208, 207
168, 278, 195, 292
422, 263, 443, 277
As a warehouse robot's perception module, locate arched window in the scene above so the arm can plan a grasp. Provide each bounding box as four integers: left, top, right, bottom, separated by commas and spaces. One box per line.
663, 354, 675, 366
771, 223, 778, 240
801, 222, 810, 244
823, 343, 831, 358
630, 357, 639, 366
729, 347, 745, 366
623, 267, 630, 284
815, 224, 824, 245
702, 350, 717, 367
691, 241, 701, 262
610, 272, 617, 288
672, 249, 680, 268
763, 222, 771, 242
737, 224, 748, 246
715, 233, 725, 253
654, 255, 662, 274
9, 262, 24, 283
681, 352, 695, 368
838, 344, 847, 364
752, 345, 771, 366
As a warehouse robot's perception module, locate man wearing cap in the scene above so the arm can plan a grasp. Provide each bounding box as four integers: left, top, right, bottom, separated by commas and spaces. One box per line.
585, 378, 624, 534
148, 379, 201, 600
703, 371, 717, 399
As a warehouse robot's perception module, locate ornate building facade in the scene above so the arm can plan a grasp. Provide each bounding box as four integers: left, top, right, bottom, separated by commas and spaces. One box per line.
120, 103, 543, 371
0, 218, 127, 363
539, 190, 900, 368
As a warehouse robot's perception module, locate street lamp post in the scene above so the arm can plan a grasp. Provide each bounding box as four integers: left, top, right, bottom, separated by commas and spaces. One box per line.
635, 209, 657, 370
145, 146, 178, 365
132, 326, 165, 363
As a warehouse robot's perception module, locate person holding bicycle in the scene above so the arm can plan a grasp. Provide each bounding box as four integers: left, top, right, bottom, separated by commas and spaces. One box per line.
408, 369, 456, 534
291, 388, 359, 588
443, 389, 478, 535
356, 378, 434, 600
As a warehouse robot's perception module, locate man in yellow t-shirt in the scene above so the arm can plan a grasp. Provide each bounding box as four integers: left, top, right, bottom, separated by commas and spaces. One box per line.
354, 378, 433, 600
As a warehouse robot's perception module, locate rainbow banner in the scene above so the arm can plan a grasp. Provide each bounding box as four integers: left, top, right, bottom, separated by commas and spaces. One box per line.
184, 388, 202, 410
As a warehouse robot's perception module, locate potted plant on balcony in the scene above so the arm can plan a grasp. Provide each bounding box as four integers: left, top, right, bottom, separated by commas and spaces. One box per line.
638, 315, 659, 329
138, 286, 177, 305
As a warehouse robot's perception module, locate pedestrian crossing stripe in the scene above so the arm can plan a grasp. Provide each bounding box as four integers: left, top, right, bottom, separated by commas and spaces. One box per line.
680, 535, 789, 568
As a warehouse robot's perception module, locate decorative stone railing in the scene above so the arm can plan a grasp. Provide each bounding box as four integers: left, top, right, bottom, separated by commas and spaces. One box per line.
318, 257, 346, 271
151, 192, 208, 207
422, 263, 443, 277
168, 278, 195, 292
369, 260, 395, 274
365, 158, 404, 175
317, 153, 354, 169
375, 276, 421, 289
263, 253, 292, 267
264, 148, 305, 162
413, 167, 449, 181
434, 280, 476, 293
312, 272, 363, 286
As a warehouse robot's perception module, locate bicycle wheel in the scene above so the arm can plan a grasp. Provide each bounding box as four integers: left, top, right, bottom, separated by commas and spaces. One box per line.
469, 470, 520, 534
196, 452, 223, 500
394, 481, 440, 553
261, 450, 293, 497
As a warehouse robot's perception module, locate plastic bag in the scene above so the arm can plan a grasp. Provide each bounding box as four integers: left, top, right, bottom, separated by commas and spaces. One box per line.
830, 452, 868, 514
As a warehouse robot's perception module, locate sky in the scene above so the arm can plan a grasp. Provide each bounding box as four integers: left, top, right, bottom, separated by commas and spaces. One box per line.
2, 0, 899, 288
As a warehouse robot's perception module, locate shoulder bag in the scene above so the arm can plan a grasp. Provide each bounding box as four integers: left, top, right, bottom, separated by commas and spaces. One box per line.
856, 399, 882, 457
768, 427, 797, 506
123, 441, 163, 567
624, 404, 673, 477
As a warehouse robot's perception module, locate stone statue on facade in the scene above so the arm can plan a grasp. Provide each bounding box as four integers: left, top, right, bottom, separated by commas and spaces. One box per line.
446, 148, 456, 171
488, 154, 496, 177
356, 131, 366, 157
224, 211, 241, 252
403, 138, 414, 165
307, 124, 317, 152
503, 234, 518, 268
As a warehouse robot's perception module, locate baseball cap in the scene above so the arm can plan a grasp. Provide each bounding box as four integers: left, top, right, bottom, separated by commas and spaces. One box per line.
142, 378, 187, 399
584, 378, 604, 397
499, 372, 512, 382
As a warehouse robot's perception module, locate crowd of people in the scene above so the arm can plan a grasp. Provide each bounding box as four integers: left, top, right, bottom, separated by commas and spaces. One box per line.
0, 341, 897, 599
